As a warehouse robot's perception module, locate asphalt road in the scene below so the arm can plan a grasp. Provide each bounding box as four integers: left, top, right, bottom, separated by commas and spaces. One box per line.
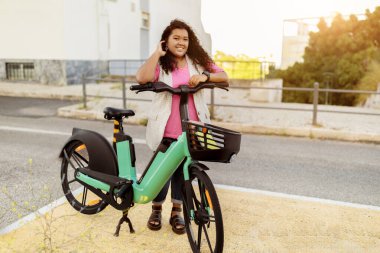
1, 96, 380, 229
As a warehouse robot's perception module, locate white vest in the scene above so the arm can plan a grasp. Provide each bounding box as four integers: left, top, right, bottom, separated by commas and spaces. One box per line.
146, 55, 211, 150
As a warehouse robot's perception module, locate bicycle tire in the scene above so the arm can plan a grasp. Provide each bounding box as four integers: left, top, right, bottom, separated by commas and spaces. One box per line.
183, 169, 224, 253
61, 140, 108, 214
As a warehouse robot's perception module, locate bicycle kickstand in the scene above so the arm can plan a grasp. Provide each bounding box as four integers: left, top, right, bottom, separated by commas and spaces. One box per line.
114, 208, 135, 236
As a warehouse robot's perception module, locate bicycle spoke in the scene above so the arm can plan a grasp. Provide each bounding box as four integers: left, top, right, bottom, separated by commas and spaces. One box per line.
82, 187, 88, 205
191, 186, 201, 212
67, 178, 77, 185
202, 223, 213, 252
72, 152, 87, 168
64, 149, 78, 171
198, 180, 208, 210
73, 151, 89, 164
197, 222, 202, 250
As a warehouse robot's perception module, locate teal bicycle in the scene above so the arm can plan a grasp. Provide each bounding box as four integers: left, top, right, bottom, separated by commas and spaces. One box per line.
60, 82, 241, 252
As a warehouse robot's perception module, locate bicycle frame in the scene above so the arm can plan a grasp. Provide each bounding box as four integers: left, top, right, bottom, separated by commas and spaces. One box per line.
75, 130, 192, 204
74, 84, 201, 206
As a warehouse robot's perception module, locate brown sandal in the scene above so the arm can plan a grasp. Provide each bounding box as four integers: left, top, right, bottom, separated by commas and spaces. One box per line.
147, 205, 162, 231
169, 207, 186, 235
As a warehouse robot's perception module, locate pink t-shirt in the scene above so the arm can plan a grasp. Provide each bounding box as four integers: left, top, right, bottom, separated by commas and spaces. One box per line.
154, 63, 224, 139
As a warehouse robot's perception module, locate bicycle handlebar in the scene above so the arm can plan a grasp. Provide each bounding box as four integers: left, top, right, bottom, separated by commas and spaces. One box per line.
130, 82, 229, 94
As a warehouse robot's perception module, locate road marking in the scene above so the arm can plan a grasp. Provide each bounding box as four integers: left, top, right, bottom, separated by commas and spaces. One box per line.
215, 184, 380, 212
0, 125, 147, 144
0, 126, 71, 136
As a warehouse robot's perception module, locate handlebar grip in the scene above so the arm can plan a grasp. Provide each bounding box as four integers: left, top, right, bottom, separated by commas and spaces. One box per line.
216, 82, 229, 87
130, 85, 140, 91
130, 83, 153, 91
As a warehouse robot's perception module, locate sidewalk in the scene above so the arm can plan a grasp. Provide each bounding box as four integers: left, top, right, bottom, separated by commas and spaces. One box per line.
1, 81, 380, 252
1, 81, 380, 143
1, 187, 380, 252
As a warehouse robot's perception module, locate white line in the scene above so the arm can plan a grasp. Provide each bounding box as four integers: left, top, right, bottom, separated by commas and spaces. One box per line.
132, 139, 146, 144
215, 184, 380, 212
0, 126, 71, 136
0, 125, 147, 144
0, 187, 83, 235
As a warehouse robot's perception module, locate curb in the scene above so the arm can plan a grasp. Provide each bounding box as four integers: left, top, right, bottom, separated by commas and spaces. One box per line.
213, 121, 380, 144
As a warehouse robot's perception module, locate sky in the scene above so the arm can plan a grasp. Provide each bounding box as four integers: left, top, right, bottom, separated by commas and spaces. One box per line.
201, 0, 380, 66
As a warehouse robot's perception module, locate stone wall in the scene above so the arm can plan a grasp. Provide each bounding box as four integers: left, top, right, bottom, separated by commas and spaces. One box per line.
66, 60, 108, 85
0, 59, 109, 85
0, 60, 5, 80
35, 60, 66, 86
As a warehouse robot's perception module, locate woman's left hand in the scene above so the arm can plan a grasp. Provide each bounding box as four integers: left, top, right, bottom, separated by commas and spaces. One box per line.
189, 74, 208, 87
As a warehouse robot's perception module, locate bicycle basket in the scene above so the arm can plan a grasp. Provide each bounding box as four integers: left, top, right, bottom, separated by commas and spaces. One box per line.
185, 121, 241, 163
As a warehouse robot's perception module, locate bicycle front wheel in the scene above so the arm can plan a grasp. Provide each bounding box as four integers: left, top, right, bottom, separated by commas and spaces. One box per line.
183, 169, 224, 253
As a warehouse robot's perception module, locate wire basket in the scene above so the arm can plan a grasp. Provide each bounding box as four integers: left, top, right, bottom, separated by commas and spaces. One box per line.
185, 121, 241, 163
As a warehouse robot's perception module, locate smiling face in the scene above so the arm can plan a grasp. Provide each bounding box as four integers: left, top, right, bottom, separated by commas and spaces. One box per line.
166, 28, 189, 59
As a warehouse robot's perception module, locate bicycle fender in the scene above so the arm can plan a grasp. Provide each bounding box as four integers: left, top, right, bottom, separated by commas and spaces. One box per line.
59, 128, 118, 176
189, 162, 209, 172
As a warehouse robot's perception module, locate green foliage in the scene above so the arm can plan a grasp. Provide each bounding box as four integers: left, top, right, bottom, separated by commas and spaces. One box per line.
355, 61, 380, 105
213, 51, 272, 80
274, 7, 380, 105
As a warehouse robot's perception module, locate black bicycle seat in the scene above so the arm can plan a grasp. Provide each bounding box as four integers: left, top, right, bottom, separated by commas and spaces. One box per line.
103, 107, 135, 120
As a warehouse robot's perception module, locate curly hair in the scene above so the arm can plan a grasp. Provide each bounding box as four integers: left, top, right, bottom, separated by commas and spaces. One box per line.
159, 19, 214, 74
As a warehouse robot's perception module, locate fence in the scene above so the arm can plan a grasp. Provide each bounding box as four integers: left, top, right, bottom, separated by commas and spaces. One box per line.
81, 75, 380, 126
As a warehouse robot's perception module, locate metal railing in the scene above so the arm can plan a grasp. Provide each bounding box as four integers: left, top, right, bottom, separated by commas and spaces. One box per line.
81, 76, 380, 126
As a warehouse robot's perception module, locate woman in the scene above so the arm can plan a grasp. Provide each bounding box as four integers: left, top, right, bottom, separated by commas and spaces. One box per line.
136, 19, 228, 235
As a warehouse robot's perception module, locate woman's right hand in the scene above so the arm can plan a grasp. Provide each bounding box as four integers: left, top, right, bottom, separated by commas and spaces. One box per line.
156, 41, 167, 57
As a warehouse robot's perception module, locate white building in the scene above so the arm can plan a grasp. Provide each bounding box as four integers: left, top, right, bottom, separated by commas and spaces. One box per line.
281, 18, 317, 70
0, 0, 211, 85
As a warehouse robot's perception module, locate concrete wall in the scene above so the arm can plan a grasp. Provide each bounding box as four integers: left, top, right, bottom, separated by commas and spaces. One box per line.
105, 0, 141, 59
63, 0, 99, 60
0, 0, 65, 59
250, 79, 283, 103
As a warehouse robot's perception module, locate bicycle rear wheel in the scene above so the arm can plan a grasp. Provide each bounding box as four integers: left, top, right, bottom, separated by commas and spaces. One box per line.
61, 140, 108, 214
183, 169, 224, 253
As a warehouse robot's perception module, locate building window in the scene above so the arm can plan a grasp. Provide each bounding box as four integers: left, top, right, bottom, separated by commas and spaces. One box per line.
6, 62, 35, 81
141, 12, 150, 29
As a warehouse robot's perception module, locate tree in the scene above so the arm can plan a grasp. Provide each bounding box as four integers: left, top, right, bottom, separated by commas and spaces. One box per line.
275, 7, 380, 105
